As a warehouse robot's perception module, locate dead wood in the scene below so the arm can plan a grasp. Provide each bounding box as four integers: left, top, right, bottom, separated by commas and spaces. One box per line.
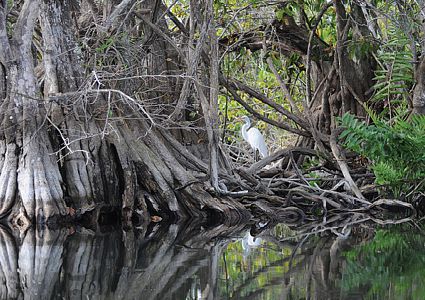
0, 0, 417, 227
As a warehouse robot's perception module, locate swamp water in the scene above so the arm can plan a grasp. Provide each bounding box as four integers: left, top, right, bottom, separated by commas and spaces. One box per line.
0, 218, 423, 299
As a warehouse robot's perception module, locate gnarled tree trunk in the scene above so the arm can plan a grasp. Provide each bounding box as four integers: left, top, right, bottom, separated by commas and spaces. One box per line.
0, 0, 250, 225
0, 0, 67, 225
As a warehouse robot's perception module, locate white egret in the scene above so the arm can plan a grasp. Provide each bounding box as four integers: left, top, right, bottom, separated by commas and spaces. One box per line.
240, 116, 268, 159
241, 231, 262, 257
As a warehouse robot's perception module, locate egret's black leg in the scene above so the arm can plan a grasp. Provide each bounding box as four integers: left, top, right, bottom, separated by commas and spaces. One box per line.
254, 150, 259, 162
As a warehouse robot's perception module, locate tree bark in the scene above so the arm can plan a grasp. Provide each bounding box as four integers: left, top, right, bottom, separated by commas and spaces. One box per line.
0, 0, 250, 224
0, 0, 67, 225
0, 226, 19, 299
413, 0, 425, 114
413, 56, 425, 114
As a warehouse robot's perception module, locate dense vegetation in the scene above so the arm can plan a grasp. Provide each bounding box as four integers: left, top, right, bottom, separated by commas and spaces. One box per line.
0, 0, 423, 226
340, 112, 425, 196
209, 0, 425, 208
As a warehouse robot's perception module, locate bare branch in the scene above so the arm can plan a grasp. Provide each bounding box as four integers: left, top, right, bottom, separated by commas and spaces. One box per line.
266, 56, 300, 114
224, 81, 311, 137
306, 1, 333, 105
102, 0, 135, 31
221, 75, 310, 130
136, 12, 187, 63
329, 128, 365, 201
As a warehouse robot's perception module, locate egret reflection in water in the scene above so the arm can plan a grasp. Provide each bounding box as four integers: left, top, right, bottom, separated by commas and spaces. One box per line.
0, 218, 422, 299
241, 230, 262, 257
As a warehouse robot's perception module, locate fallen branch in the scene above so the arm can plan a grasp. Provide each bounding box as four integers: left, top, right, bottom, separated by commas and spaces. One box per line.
330, 127, 366, 201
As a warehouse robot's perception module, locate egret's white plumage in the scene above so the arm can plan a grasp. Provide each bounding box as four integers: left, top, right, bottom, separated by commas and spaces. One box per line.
241, 116, 268, 158
241, 231, 262, 256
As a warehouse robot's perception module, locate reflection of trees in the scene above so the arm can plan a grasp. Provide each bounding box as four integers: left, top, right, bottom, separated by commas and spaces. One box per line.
122, 223, 246, 300
59, 220, 365, 300
0, 226, 19, 299
290, 215, 375, 299
226, 250, 306, 300
219, 214, 377, 300
19, 229, 67, 300
59, 223, 223, 299
60, 229, 125, 299
342, 227, 425, 299
0, 221, 248, 299
0, 227, 68, 300
0, 215, 407, 300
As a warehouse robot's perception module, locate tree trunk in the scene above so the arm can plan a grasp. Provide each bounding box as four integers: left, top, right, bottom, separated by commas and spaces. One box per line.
413, 53, 425, 115
0, 0, 67, 225
0, 0, 250, 225
413, 0, 425, 115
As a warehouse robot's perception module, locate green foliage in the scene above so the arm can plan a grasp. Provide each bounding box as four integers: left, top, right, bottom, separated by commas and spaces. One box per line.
371, 26, 414, 107
340, 17, 422, 197
276, 3, 297, 20
340, 112, 425, 196
96, 37, 115, 53
217, 227, 307, 299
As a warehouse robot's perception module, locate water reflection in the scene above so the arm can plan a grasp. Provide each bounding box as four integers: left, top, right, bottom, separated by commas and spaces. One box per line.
0, 219, 423, 299
221, 225, 359, 299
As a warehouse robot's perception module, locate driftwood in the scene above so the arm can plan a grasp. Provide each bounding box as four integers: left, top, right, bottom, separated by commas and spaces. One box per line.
217, 141, 416, 225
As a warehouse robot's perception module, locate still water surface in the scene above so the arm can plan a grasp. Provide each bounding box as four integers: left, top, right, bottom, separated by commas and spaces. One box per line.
1, 219, 423, 299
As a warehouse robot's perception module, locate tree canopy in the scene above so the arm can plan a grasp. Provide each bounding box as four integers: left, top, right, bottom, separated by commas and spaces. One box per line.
0, 0, 423, 226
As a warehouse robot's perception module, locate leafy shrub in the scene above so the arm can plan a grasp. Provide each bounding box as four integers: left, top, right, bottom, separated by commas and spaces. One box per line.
339, 113, 425, 197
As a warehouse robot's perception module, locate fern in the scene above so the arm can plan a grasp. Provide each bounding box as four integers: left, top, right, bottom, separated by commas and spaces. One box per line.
371, 26, 414, 112
340, 113, 425, 197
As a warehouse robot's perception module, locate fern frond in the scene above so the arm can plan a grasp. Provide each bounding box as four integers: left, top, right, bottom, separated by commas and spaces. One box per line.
339, 112, 425, 198
371, 26, 414, 107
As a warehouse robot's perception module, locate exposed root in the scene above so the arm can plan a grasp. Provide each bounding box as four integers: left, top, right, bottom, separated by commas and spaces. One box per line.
63, 156, 93, 205
0, 143, 18, 217
223, 145, 415, 223
17, 137, 67, 222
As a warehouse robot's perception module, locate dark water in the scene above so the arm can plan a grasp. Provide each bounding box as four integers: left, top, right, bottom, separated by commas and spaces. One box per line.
0, 217, 423, 299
